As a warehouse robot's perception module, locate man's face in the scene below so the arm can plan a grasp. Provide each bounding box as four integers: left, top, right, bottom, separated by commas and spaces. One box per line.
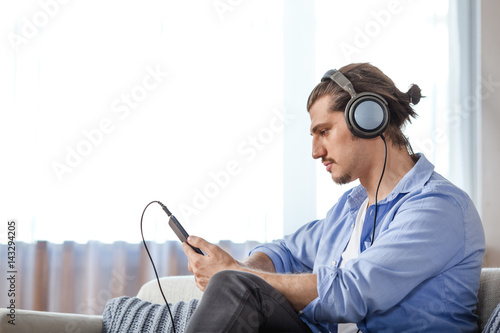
309, 95, 367, 185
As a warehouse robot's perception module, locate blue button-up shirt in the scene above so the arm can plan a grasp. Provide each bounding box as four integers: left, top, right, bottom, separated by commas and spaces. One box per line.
250, 154, 485, 332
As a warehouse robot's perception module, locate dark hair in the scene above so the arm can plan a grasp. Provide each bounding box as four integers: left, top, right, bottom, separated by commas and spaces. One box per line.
307, 63, 422, 153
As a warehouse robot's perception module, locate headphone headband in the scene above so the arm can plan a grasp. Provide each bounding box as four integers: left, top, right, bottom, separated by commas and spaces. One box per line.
321, 69, 356, 97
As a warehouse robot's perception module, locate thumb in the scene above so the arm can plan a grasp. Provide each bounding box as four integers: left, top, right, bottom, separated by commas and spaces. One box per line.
187, 235, 204, 246
187, 236, 212, 253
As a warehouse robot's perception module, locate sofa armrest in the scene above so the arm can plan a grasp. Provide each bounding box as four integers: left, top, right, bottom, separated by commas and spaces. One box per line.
137, 275, 203, 304
478, 267, 500, 331
0, 308, 102, 333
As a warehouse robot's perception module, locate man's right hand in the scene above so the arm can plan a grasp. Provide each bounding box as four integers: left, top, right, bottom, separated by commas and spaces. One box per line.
182, 236, 240, 291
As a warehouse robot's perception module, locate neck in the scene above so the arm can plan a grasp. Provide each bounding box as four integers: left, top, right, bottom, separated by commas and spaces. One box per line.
360, 140, 416, 206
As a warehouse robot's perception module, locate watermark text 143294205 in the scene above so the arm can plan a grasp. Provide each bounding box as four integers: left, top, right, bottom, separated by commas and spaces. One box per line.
6, 220, 17, 325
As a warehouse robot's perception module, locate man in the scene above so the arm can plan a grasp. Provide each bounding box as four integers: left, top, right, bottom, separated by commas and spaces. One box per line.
182, 63, 485, 332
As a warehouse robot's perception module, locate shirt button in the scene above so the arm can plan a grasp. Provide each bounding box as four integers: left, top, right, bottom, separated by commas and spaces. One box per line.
351, 223, 354, 229
331, 260, 337, 267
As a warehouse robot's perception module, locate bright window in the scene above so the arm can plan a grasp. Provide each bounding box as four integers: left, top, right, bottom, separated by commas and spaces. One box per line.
1, 1, 472, 244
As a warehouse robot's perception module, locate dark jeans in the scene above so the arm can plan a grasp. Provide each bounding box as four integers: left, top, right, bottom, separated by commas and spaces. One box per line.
184, 270, 313, 333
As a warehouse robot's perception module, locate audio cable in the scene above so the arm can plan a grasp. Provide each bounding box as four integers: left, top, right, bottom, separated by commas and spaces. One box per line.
371, 134, 387, 246
140, 200, 177, 333
357, 137, 387, 333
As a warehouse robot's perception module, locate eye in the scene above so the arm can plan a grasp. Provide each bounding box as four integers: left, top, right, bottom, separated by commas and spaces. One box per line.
320, 129, 329, 136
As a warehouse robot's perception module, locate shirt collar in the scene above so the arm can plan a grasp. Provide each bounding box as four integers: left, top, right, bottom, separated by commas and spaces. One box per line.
347, 153, 435, 206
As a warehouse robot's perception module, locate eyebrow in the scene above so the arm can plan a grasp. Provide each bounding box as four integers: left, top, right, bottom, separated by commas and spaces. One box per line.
310, 122, 330, 136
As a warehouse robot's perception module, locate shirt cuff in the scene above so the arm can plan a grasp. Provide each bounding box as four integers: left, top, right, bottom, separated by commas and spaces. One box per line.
299, 296, 320, 322
302, 265, 339, 323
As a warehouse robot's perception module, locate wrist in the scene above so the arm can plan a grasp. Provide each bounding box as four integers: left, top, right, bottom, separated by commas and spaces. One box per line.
236, 259, 246, 267
234, 260, 248, 271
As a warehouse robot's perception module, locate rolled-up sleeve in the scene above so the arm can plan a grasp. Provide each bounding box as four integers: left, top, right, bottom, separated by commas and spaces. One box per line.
250, 219, 326, 274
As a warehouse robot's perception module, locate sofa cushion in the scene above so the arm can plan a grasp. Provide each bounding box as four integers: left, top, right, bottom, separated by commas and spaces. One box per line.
137, 275, 203, 304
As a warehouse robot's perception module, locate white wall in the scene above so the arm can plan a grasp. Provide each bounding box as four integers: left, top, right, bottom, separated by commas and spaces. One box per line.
481, 0, 500, 267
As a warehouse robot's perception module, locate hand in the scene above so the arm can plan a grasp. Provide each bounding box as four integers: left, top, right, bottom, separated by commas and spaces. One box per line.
182, 236, 240, 291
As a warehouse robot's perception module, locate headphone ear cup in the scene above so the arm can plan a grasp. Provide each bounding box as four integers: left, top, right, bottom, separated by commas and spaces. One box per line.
345, 93, 389, 139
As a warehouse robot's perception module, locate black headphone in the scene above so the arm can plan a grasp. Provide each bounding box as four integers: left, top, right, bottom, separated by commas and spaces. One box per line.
321, 69, 389, 139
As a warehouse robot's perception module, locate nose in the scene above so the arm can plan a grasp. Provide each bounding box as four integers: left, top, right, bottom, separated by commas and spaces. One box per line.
312, 137, 326, 160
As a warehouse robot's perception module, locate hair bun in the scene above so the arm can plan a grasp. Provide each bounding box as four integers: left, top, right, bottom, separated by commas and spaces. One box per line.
407, 84, 422, 105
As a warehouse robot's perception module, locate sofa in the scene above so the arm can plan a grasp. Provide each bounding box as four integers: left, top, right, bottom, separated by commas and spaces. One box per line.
1, 268, 499, 333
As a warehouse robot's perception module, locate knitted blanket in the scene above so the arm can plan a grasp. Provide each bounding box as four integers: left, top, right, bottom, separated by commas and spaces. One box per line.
483, 302, 500, 333
103, 296, 199, 333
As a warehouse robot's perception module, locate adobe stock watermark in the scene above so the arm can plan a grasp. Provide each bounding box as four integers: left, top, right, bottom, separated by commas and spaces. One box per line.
7, 0, 71, 53
51, 64, 168, 182
212, 0, 244, 21
175, 108, 295, 222
340, 0, 403, 62
413, 74, 500, 156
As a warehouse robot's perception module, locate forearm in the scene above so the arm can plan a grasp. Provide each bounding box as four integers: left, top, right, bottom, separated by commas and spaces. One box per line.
239, 267, 318, 311
239, 252, 317, 311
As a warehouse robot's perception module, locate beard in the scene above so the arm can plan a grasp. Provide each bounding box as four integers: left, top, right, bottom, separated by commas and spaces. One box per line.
332, 173, 353, 185
322, 158, 354, 185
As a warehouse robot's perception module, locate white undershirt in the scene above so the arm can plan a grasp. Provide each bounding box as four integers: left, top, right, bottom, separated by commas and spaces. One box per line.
337, 198, 369, 333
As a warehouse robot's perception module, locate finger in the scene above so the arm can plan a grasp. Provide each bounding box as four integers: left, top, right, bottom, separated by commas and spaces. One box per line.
194, 274, 206, 291
187, 236, 215, 254
186, 235, 204, 248
182, 242, 201, 259
197, 277, 208, 292
182, 241, 192, 255
182, 242, 199, 270
195, 278, 204, 291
